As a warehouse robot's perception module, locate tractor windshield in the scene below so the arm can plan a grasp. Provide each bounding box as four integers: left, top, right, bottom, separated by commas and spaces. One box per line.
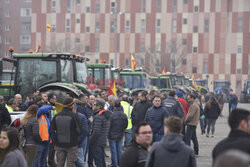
75, 61, 88, 84
16, 58, 57, 96
247, 82, 250, 88
60, 60, 74, 83
159, 78, 170, 89
176, 76, 183, 85
215, 82, 230, 89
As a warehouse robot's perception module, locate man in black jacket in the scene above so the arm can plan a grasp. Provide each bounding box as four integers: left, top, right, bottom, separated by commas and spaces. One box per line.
89, 98, 112, 167
212, 108, 250, 164
0, 96, 11, 130
120, 122, 152, 167
50, 97, 83, 167
131, 91, 152, 126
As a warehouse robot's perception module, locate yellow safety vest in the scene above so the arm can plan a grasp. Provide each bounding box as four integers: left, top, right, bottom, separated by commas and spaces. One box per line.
121, 101, 133, 130
5, 104, 13, 112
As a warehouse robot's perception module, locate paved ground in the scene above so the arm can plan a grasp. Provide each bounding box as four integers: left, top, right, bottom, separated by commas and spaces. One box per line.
196, 103, 249, 167
102, 103, 249, 167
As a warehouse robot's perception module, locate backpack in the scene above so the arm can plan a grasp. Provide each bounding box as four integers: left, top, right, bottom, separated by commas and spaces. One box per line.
19, 125, 26, 148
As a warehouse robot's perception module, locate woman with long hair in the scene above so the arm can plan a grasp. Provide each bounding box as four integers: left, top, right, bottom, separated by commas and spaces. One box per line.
21, 104, 40, 167
0, 127, 27, 167
204, 96, 221, 137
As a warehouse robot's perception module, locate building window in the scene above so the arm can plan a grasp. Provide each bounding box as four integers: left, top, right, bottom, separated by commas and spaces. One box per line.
51, 25, 56, 32
111, 2, 116, 13
20, 35, 31, 45
86, 7, 90, 13
193, 26, 198, 33
238, 18, 243, 32
192, 67, 197, 73
75, 38, 80, 43
194, 6, 199, 12
204, 19, 209, 32
95, 39, 99, 52
125, 20, 130, 33
203, 62, 208, 73
183, 0, 188, 4
86, 26, 90, 32
141, 19, 145, 33
173, 0, 177, 12
20, 8, 31, 17
51, 0, 56, 13
182, 39, 187, 45
5, 51, 10, 57
111, 19, 115, 33
85, 46, 90, 52
156, 19, 161, 33
236, 81, 241, 89
21, 24, 31, 31
5, 25, 11, 31
96, 3, 100, 13
141, 0, 146, 12
172, 19, 177, 33
66, 19, 70, 32
237, 46, 242, 53
76, 0, 80, 4
95, 21, 100, 32
237, 69, 241, 74
110, 59, 114, 65
24, 0, 32, 2
183, 18, 187, 24
125, 59, 129, 66
65, 38, 70, 52
157, 0, 161, 12
76, 18, 80, 24
67, 0, 71, 12
5, 11, 10, 17
5, 0, 10, 3
182, 59, 187, 65
5, 37, 10, 44
140, 42, 145, 52
193, 47, 198, 53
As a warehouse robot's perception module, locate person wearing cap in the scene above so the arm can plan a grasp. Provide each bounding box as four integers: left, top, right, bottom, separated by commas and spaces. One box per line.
50, 97, 83, 167
0, 96, 11, 130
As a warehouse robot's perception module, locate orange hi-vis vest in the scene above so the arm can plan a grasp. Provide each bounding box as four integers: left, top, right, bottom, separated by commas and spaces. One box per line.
38, 115, 49, 142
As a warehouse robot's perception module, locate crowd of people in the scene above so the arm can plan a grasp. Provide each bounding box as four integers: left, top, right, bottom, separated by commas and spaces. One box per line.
0, 88, 249, 167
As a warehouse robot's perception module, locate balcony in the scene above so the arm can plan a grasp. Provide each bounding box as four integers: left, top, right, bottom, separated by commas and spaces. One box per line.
20, 16, 31, 23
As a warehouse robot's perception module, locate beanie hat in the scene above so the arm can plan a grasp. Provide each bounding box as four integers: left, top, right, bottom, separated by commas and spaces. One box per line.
176, 91, 183, 98
63, 97, 74, 107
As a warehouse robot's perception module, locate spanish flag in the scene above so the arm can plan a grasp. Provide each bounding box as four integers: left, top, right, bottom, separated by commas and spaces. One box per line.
35, 42, 41, 53
131, 55, 136, 70
107, 79, 117, 98
46, 24, 52, 32
191, 74, 197, 89
162, 67, 167, 74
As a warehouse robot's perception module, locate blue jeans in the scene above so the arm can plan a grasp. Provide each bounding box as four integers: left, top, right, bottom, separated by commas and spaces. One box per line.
184, 125, 199, 154
75, 137, 88, 167
200, 119, 206, 134
124, 129, 133, 147
33, 142, 49, 167
90, 145, 106, 167
109, 138, 123, 167
153, 133, 163, 142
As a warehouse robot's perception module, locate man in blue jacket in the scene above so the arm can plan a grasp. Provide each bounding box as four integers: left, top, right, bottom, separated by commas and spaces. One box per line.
145, 95, 169, 142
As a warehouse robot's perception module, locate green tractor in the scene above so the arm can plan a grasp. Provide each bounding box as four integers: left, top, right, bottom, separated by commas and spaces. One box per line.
0, 53, 90, 102
87, 63, 113, 90
0, 69, 15, 97
194, 79, 209, 95
240, 80, 250, 103
149, 75, 172, 92
120, 69, 149, 94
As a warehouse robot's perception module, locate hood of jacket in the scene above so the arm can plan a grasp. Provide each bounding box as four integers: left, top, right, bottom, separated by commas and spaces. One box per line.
161, 133, 184, 152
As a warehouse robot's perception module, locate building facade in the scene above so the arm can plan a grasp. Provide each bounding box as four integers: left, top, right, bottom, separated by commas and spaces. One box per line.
2, 0, 249, 94
0, 0, 32, 66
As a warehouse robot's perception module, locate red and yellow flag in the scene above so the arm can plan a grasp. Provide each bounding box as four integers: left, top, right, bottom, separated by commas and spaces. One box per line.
191, 74, 197, 89
162, 67, 167, 74
107, 80, 117, 98
131, 55, 136, 70
46, 24, 52, 32
35, 42, 41, 53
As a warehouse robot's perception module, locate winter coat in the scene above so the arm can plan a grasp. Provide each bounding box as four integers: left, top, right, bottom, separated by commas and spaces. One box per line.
131, 100, 152, 126
185, 102, 200, 126
77, 112, 89, 146
23, 118, 40, 146
120, 141, 149, 167
0, 149, 27, 167
212, 129, 250, 162
145, 133, 196, 167
177, 97, 189, 119
37, 105, 52, 143
90, 109, 112, 147
163, 96, 184, 120
0, 104, 11, 130
145, 105, 169, 135
204, 100, 221, 119
50, 107, 82, 148
108, 109, 128, 140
